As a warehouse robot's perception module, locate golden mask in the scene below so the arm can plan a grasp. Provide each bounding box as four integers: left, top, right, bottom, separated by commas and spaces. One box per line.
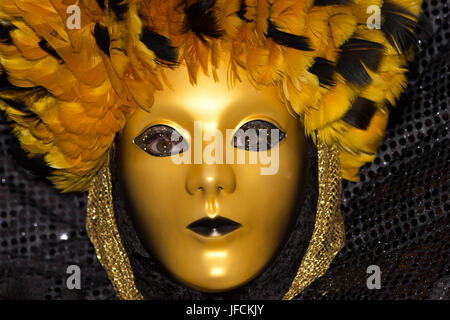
118, 64, 308, 291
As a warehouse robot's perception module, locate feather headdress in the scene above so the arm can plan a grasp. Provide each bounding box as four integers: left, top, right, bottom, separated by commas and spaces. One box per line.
0, 0, 422, 192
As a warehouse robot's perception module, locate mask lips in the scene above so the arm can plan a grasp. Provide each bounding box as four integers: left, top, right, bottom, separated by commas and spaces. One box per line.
186, 216, 242, 237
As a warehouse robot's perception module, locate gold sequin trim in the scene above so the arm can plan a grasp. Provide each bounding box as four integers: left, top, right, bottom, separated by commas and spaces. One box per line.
86, 140, 344, 300
283, 140, 345, 299
86, 162, 143, 300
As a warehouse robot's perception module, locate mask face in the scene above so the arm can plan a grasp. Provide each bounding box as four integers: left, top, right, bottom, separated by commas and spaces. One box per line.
118, 64, 309, 292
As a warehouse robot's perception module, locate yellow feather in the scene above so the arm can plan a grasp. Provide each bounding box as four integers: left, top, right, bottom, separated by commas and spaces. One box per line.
328, 7, 357, 48
304, 77, 356, 132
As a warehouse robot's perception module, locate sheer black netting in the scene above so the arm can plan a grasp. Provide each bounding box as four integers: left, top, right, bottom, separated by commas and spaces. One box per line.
0, 0, 448, 300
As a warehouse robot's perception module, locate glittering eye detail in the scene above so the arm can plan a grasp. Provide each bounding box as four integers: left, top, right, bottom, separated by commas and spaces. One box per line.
134, 125, 189, 157
232, 120, 286, 151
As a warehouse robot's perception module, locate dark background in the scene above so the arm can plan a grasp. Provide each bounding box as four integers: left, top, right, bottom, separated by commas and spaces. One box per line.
0, 0, 448, 300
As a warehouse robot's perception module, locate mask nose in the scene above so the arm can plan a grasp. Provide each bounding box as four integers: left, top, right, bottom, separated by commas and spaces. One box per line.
186, 164, 236, 195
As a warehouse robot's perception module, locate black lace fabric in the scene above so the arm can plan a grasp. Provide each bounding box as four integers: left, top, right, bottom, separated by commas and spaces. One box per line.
0, 0, 448, 300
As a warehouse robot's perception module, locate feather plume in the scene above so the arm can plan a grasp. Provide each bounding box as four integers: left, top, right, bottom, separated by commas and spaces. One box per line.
0, 0, 424, 190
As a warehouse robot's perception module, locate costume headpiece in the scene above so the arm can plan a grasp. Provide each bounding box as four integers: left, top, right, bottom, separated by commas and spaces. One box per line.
0, 0, 422, 192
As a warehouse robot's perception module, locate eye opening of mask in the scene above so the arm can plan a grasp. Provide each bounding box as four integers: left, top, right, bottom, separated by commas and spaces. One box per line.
232, 119, 286, 152
134, 124, 189, 157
